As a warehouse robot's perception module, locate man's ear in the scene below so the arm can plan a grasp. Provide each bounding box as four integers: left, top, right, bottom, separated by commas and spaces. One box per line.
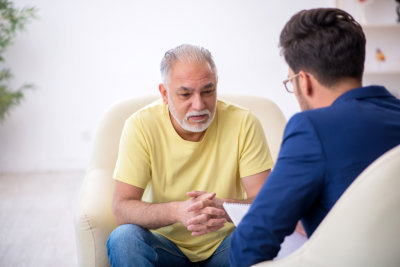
159, 84, 168, 104
299, 70, 313, 97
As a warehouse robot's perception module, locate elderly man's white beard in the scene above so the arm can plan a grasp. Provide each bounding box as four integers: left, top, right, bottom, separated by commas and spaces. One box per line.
167, 92, 216, 133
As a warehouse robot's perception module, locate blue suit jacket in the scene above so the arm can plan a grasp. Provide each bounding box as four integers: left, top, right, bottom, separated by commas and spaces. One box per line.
230, 86, 400, 267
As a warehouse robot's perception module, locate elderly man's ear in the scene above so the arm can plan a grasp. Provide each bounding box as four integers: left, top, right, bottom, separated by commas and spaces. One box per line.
159, 84, 168, 104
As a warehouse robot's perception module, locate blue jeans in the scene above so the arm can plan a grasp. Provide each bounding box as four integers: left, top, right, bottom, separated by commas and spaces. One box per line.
107, 224, 231, 267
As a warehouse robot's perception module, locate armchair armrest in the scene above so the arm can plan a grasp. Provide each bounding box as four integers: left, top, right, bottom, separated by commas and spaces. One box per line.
74, 168, 117, 267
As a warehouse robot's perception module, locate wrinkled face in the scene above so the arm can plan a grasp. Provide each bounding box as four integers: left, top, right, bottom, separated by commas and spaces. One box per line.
163, 60, 217, 134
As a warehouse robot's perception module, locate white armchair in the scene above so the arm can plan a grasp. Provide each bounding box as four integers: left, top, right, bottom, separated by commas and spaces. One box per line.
74, 95, 287, 267
254, 144, 400, 267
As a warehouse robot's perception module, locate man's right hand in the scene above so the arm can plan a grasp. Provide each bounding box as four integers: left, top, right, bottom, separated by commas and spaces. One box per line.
180, 191, 227, 236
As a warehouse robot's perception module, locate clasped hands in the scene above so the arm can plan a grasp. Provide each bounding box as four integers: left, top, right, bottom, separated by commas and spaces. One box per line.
181, 190, 228, 236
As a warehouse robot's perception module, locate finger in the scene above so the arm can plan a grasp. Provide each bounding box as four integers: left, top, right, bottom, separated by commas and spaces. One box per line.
191, 224, 226, 236
186, 201, 203, 212
187, 214, 209, 225
187, 219, 225, 232
200, 206, 226, 216
186, 191, 206, 197
187, 217, 227, 235
201, 192, 216, 200
187, 191, 216, 200
186, 201, 204, 212
187, 223, 207, 232
187, 216, 226, 229
206, 217, 227, 227
186, 198, 215, 212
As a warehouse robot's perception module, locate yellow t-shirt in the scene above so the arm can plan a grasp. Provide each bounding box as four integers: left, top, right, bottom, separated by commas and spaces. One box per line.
113, 99, 273, 262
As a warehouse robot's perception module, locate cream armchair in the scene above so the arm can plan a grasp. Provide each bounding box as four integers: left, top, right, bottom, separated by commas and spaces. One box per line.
74, 95, 287, 267
254, 144, 400, 267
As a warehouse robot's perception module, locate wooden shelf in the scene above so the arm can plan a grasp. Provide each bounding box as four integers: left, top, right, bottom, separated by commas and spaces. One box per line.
335, 0, 400, 96
362, 23, 400, 30
364, 70, 400, 75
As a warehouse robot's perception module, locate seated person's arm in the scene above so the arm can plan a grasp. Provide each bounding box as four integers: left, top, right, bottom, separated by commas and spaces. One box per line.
112, 180, 226, 229
239, 169, 271, 202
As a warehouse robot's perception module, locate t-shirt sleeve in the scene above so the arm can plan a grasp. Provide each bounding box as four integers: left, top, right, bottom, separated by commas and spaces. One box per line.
113, 114, 151, 189
230, 113, 325, 267
238, 112, 274, 178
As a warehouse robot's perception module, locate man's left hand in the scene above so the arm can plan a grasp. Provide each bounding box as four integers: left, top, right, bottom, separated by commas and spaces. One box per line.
185, 191, 227, 236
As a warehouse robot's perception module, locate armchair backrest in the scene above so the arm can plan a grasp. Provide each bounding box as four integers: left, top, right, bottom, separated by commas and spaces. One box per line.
89, 95, 286, 171
88, 95, 159, 172
74, 95, 287, 267
219, 95, 286, 163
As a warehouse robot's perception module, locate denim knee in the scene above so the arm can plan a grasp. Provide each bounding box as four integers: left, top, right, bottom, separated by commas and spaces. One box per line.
107, 224, 154, 264
108, 224, 149, 249
108, 224, 154, 266
107, 224, 193, 267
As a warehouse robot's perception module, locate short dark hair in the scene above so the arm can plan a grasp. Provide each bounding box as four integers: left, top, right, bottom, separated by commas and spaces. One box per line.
279, 8, 366, 87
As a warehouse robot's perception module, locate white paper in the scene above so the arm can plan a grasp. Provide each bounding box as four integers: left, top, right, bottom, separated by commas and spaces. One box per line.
223, 202, 307, 259
274, 231, 307, 260
223, 202, 250, 226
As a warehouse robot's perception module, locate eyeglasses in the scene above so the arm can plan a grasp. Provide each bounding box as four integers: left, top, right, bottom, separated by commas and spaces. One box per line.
283, 73, 300, 93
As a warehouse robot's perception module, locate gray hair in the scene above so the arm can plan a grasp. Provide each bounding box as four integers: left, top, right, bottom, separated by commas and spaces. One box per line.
160, 44, 217, 85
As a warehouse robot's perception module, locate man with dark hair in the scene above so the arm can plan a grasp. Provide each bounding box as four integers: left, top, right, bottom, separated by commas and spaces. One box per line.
230, 8, 400, 267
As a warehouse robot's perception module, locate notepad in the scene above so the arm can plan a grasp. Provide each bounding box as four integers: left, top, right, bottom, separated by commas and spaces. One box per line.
223, 202, 251, 226
223, 202, 308, 259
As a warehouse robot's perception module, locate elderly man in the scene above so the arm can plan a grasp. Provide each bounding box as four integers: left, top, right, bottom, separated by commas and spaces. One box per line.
107, 44, 273, 267
230, 8, 400, 267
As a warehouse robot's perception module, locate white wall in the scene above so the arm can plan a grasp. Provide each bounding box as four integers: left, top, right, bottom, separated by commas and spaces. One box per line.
0, 0, 335, 173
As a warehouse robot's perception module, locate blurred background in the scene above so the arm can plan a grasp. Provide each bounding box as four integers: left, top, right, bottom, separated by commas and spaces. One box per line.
0, 0, 398, 266
1, 0, 336, 173
1, 0, 399, 173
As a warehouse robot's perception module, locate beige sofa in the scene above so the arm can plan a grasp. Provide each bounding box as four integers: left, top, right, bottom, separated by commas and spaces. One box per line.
74, 95, 287, 267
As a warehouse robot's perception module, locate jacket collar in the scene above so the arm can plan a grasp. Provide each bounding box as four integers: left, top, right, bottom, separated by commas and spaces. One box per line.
332, 85, 392, 105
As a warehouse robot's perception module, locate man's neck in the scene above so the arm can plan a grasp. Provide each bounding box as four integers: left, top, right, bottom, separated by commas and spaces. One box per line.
314, 79, 362, 109
179, 130, 206, 142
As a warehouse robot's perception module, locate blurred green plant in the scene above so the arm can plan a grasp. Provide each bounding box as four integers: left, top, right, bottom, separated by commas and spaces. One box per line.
0, 0, 36, 122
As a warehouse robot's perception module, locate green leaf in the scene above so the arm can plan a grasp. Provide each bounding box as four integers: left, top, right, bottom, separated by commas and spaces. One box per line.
0, 0, 37, 123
